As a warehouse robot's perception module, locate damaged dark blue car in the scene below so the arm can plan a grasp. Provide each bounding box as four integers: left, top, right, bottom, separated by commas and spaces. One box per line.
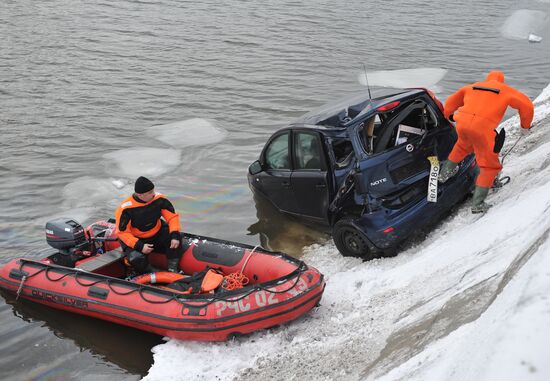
248, 88, 478, 259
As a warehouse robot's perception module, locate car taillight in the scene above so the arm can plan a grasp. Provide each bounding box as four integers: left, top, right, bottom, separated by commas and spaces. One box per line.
383, 227, 394, 234
377, 101, 400, 112
423, 88, 445, 114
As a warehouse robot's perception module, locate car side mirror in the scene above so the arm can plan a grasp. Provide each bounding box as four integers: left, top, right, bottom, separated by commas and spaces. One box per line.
249, 160, 263, 175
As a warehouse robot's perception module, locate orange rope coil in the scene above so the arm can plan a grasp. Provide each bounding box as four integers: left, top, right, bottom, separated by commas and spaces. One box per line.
221, 272, 249, 291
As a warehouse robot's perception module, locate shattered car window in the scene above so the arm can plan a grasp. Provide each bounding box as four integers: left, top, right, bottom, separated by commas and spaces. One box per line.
392, 106, 437, 147
359, 115, 382, 154
331, 138, 354, 168
372, 102, 438, 153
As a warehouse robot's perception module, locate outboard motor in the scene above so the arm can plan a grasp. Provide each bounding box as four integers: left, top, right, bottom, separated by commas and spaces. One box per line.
46, 218, 89, 267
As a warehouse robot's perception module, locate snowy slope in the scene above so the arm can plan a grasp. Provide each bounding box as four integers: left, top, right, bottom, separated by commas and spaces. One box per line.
144, 84, 550, 381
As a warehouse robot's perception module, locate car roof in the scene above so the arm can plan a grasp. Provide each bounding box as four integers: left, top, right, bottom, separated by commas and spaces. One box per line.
291, 87, 425, 129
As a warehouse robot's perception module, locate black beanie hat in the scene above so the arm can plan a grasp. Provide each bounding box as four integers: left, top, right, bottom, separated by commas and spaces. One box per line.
134, 176, 154, 193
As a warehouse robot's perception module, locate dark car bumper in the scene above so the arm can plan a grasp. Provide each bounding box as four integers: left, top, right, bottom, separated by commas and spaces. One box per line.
353, 156, 478, 250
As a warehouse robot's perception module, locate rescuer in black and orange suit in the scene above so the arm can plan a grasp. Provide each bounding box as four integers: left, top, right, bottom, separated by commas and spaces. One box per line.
114, 176, 183, 273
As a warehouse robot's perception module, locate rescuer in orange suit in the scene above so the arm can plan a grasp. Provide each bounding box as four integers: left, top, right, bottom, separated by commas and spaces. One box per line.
438, 71, 534, 213
114, 176, 183, 273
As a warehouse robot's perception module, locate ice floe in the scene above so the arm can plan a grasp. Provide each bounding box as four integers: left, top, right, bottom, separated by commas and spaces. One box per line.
147, 118, 228, 148
358, 68, 447, 90
501, 9, 549, 40
61, 176, 130, 213
103, 148, 181, 178
111, 179, 127, 190
528, 33, 543, 42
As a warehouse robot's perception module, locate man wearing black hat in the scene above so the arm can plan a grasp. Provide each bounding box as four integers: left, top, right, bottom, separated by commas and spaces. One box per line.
114, 176, 183, 273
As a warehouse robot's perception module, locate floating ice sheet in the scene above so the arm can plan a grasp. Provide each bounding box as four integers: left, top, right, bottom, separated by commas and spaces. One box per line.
358, 68, 447, 90
111, 179, 127, 189
528, 33, 543, 42
103, 148, 181, 178
62, 176, 129, 209
501, 9, 549, 40
147, 118, 228, 148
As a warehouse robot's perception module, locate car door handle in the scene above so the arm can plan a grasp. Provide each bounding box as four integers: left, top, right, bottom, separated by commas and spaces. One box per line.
316, 183, 326, 188
282, 181, 291, 188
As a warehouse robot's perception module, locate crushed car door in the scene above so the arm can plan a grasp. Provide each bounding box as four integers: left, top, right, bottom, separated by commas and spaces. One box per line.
256, 132, 296, 213
354, 98, 442, 204
290, 131, 330, 221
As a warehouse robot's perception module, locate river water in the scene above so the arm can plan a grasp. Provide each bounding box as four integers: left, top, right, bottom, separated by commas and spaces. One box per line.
1, 0, 549, 379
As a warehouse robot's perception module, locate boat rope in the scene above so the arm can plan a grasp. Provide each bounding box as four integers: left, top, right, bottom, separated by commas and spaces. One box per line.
255, 266, 305, 294
501, 134, 523, 165
219, 246, 258, 291
15, 275, 27, 301
73, 271, 104, 287
180, 261, 309, 309
14, 258, 308, 308
44, 267, 73, 282
493, 132, 525, 187
221, 272, 249, 291
241, 246, 258, 274
137, 286, 183, 304
175, 261, 309, 310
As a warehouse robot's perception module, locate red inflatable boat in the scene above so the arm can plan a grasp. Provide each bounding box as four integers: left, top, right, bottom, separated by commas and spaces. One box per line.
0, 219, 325, 341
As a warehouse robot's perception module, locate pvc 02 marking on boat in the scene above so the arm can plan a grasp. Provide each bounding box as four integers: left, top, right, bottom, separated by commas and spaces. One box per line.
214, 276, 311, 316
215, 289, 285, 316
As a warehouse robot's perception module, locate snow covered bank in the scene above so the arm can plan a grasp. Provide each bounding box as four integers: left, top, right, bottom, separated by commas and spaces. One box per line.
378, 231, 550, 381
144, 84, 550, 381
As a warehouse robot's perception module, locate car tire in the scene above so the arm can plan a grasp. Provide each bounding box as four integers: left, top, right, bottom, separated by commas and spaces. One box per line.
332, 218, 374, 260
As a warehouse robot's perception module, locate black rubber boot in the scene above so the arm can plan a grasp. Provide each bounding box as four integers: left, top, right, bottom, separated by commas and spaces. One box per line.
438, 160, 459, 183
126, 250, 153, 274
167, 258, 180, 273
471, 186, 491, 214
143, 264, 155, 274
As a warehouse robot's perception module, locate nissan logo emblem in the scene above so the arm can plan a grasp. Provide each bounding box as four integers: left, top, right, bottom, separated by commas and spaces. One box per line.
406, 144, 414, 152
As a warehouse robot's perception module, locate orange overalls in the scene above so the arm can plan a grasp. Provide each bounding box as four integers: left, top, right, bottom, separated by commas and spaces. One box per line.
444, 71, 534, 187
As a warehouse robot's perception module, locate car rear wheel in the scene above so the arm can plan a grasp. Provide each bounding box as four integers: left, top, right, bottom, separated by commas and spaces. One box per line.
332, 218, 374, 260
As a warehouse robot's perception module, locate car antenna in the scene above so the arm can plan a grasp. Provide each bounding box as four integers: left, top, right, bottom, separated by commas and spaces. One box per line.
362, 63, 372, 101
